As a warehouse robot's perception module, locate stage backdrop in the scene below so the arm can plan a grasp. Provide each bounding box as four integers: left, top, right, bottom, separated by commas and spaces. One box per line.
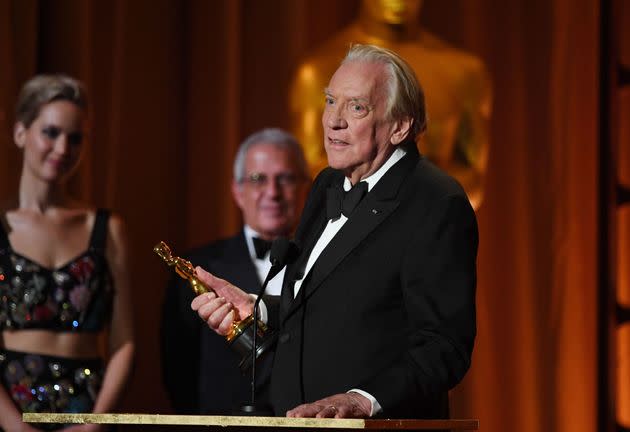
2, 1, 627, 432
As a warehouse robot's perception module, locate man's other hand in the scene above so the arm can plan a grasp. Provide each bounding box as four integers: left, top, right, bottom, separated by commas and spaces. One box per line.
286, 392, 372, 418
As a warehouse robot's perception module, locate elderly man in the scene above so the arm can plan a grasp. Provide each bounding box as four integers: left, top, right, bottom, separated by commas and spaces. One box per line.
192, 44, 478, 419
161, 128, 309, 414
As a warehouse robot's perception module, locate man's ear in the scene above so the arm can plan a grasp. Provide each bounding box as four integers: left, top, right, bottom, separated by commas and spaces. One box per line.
389, 117, 413, 146
14, 122, 26, 148
231, 180, 245, 210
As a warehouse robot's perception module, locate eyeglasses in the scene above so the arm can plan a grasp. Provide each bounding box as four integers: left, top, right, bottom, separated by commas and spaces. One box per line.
324, 94, 374, 119
241, 172, 302, 189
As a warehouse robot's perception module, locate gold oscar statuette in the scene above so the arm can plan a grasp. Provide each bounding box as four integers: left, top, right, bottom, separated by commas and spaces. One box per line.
154, 241, 276, 371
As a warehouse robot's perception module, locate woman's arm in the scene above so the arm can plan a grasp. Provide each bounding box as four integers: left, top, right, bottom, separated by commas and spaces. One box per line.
0, 386, 42, 431
91, 214, 135, 415
65, 214, 135, 432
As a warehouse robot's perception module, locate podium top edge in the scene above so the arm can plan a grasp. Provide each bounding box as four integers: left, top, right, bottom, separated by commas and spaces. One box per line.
23, 413, 478, 430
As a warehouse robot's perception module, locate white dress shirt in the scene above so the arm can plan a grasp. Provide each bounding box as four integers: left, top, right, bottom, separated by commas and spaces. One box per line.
243, 225, 285, 295
293, 147, 407, 297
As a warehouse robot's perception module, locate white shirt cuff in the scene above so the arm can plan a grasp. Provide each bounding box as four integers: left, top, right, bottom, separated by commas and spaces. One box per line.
348, 389, 382, 416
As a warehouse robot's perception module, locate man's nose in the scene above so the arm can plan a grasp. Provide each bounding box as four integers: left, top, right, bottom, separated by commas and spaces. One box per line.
325, 105, 348, 129
263, 177, 282, 197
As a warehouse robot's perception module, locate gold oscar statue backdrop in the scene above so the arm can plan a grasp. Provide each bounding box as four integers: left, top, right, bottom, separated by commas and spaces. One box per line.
289, 0, 492, 209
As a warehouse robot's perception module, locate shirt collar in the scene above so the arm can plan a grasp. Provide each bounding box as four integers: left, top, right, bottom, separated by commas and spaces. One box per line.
244, 225, 264, 260
343, 147, 407, 192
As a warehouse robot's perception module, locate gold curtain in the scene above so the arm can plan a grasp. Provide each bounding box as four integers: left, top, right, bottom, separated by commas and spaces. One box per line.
0, 1, 618, 431
615, 0, 630, 426
449, 1, 599, 431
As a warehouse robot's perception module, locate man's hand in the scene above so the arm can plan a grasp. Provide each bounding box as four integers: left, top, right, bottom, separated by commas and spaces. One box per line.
286, 392, 372, 418
190, 267, 254, 335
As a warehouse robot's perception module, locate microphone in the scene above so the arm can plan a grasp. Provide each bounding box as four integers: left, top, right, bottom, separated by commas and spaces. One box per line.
240, 237, 299, 415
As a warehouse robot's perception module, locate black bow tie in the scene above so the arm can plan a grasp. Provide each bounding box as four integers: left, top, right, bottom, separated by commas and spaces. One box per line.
252, 237, 272, 259
326, 181, 368, 220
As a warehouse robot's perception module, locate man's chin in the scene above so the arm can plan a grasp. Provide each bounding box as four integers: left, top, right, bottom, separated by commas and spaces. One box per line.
325, 154, 353, 171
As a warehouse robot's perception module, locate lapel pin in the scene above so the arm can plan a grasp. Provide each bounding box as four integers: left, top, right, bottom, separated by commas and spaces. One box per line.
371, 209, 379, 214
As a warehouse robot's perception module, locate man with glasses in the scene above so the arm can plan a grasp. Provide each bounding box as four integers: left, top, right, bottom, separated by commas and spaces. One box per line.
161, 128, 309, 414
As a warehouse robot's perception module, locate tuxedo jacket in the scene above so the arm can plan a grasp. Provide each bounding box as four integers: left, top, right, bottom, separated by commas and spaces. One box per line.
161, 231, 266, 414
269, 146, 478, 418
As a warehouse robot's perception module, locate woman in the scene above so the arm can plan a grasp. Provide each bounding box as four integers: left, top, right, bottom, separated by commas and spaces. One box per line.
0, 75, 134, 431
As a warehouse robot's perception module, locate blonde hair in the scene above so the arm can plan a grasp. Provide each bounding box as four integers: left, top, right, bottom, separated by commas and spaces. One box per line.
15, 74, 87, 127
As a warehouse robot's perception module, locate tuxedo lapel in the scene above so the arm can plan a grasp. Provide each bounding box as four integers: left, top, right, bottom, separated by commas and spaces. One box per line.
303, 197, 398, 299
281, 193, 330, 315
283, 149, 420, 321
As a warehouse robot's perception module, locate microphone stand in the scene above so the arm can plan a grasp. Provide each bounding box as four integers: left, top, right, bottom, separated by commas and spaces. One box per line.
239, 271, 276, 415
239, 238, 292, 416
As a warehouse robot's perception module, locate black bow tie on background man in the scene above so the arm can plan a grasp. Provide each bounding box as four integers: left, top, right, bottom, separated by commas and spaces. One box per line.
253, 237, 273, 259
326, 181, 368, 220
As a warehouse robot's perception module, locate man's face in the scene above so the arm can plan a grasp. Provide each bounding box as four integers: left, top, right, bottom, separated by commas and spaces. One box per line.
232, 143, 307, 240
322, 61, 402, 184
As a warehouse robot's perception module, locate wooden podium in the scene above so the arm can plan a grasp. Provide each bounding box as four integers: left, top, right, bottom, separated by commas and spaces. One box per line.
23, 413, 477, 430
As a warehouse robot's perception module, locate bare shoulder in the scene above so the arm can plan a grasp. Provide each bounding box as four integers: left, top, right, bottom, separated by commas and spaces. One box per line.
63, 201, 95, 227
106, 212, 128, 252
98, 212, 129, 282
0, 202, 15, 232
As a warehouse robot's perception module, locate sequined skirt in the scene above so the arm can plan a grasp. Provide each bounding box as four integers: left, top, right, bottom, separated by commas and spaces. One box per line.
0, 349, 104, 430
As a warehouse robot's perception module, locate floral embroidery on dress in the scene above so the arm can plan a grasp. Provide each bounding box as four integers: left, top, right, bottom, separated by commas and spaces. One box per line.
69, 284, 91, 312
0, 252, 112, 331
0, 351, 104, 416
69, 257, 95, 283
